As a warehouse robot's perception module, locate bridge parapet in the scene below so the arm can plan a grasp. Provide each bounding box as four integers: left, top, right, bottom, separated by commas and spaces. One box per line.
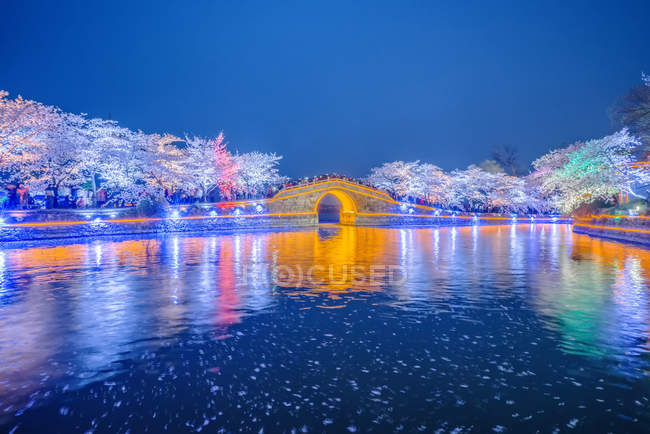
267, 179, 399, 220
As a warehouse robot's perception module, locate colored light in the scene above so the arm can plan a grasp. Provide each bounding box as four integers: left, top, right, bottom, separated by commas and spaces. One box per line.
574, 223, 650, 235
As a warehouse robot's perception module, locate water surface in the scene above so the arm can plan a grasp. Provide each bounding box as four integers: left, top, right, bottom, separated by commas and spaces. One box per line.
0, 224, 649, 432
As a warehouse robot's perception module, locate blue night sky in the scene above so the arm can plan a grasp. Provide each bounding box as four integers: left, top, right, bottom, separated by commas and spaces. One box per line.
1, 0, 649, 178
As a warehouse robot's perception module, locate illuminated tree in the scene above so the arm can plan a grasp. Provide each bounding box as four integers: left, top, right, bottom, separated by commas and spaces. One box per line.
448, 166, 492, 210
183, 132, 237, 201
0, 90, 59, 173
231, 151, 287, 197
77, 118, 139, 205
141, 132, 185, 196
19, 112, 87, 196
365, 161, 426, 199
531, 129, 648, 213
489, 173, 529, 212
419, 163, 451, 205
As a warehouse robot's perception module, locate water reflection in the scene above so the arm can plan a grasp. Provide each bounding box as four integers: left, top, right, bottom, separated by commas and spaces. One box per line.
0, 225, 649, 431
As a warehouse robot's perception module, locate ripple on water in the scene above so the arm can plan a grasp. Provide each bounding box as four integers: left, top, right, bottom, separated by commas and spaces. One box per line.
0, 225, 648, 432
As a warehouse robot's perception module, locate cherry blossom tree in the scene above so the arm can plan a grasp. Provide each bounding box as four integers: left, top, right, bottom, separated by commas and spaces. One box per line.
448, 166, 493, 211
365, 161, 426, 199
489, 173, 528, 212
140, 132, 185, 197
183, 132, 237, 201
418, 163, 451, 205
531, 129, 648, 213
19, 111, 87, 199
231, 151, 287, 198
0, 90, 59, 173
76, 118, 137, 205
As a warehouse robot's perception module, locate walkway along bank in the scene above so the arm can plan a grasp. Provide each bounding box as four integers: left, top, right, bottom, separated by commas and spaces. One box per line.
573, 214, 650, 246
1, 178, 569, 242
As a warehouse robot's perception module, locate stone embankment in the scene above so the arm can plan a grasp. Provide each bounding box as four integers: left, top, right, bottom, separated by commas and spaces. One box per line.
0, 205, 570, 243
572, 215, 650, 246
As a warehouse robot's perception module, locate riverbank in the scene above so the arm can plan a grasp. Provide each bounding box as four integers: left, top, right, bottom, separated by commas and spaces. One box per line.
573, 215, 650, 246
0, 207, 570, 242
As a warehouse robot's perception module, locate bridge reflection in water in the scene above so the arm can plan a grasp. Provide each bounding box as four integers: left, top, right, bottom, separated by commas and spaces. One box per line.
0, 224, 649, 431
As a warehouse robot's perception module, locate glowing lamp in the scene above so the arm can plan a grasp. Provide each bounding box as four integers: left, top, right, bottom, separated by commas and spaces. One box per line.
255, 204, 263, 213
233, 208, 242, 216
92, 217, 103, 224
400, 203, 408, 212
408, 208, 414, 214
0, 218, 5, 226
171, 210, 180, 219
209, 210, 218, 217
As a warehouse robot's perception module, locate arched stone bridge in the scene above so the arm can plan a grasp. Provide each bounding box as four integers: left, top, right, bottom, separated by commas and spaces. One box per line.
266, 179, 401, 225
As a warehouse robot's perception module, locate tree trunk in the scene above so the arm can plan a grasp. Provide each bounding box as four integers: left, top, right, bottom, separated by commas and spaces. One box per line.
53, 180, 59, 209
92, 173, 98, 208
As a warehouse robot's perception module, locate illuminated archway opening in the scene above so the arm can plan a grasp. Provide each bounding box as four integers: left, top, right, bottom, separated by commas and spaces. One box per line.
315, 190, 357, 225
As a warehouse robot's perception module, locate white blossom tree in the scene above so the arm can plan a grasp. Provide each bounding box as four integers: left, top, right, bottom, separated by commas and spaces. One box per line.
365, 161, 426, 199
448, 166, 493, 211
231, 151, 287, 198
0, 90, 60, 174
141, 132, 185, 198
19, 111, 87, 198
531, 129, 648, 213
418, 163, 451, 205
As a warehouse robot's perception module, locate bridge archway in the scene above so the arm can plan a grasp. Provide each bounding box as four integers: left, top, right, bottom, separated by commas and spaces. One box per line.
314, 190, 357, 225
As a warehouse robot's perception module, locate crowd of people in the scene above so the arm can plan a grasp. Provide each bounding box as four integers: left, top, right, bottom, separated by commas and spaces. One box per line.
0, 184, 104, 210
0, 181, 288, 210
